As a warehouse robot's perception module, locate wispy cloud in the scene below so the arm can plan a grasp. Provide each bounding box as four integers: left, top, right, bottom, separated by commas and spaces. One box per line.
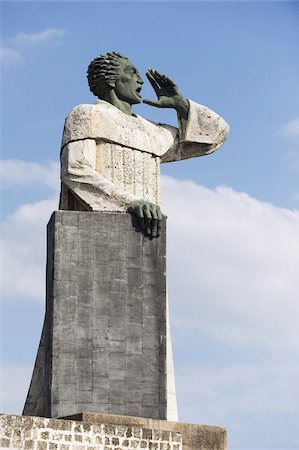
0, 160, 60, 191
1, 196, 59, 302
279, 117, 299, 173
0, 160, 60, 301
282, 150, 299, 173
8, 28, 65, 48
1, 27, 65, 66
0, 363, 32, 415
281, 117, 299, 138
0, 47, 22, 65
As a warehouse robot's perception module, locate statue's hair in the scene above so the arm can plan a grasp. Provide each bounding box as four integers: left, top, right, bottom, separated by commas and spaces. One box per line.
87, 52, 129, 99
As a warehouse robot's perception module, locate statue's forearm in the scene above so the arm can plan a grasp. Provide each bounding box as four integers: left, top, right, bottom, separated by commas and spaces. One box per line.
160, 99, 229, 163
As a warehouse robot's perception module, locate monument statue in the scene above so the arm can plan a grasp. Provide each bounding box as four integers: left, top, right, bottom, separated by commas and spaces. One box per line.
59, 52, 229, 236
23, 52, 229, 423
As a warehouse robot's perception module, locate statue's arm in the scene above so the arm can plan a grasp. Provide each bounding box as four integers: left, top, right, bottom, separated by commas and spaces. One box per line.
161, 99, 229, 163
60, 139, 140, 211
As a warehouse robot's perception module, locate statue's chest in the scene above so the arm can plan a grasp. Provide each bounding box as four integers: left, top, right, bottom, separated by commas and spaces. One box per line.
90, 107, 174, 157
95, 141, 161, 204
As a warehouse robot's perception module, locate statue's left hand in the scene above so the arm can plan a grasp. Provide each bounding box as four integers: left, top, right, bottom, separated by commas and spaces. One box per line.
127, 200, 163, 238
143, 68, 189, 119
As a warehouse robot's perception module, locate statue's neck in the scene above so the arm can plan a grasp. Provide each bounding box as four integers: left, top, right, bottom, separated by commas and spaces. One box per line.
103, 91, 132, 116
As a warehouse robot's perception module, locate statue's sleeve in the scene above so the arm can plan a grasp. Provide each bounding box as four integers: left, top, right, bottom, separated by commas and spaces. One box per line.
160, 99, 229, 163
61, 139, 141, 211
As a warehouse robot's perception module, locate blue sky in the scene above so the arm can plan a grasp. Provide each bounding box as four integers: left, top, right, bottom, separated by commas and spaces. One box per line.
1, 2, 299, 449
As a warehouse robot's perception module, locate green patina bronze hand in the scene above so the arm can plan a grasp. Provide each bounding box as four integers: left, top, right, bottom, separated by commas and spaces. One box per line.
143, 68, 189, 119
127, 200, 164, 238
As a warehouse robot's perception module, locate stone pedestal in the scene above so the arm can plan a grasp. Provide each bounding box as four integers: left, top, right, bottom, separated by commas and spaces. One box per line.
23, 211, 167, 419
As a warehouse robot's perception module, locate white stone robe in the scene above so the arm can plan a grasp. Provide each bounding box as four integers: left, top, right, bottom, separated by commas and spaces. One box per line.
60, 99, 229, 211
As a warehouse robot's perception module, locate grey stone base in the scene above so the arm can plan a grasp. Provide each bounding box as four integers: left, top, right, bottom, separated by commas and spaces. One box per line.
23, 211, 167, 419
62, 412, 227, 450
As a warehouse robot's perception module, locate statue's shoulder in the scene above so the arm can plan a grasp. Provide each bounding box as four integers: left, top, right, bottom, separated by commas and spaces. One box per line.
65, 101, 112, 123
62, 101, 115, 147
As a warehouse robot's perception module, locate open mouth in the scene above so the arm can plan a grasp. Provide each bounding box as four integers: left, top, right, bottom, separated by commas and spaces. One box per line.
136, 87, 142, 95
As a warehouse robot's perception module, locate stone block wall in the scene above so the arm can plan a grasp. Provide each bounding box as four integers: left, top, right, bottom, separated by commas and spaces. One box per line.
0, 414, 182, 450
67, 413, 227, 450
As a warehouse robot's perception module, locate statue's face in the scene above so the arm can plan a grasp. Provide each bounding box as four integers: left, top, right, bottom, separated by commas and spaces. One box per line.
114, 60, 144, 105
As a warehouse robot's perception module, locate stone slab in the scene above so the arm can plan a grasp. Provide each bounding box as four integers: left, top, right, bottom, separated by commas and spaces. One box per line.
61, 412, 227, 450
23, 211, 167, 420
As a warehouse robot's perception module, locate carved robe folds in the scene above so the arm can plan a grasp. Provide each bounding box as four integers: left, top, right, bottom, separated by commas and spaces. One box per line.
60, 99, 229, 211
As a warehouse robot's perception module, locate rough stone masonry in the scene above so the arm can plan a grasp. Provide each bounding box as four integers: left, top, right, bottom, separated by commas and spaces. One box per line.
0, 414, 183, 450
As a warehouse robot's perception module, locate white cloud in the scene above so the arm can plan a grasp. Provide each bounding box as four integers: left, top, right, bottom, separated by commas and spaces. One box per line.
8, 28, 65, 48
278, 117, 299, 172
2, 168, 299, 350
1, 28, 65, 67
162, 176, 299, 354
1, 197, 59, 301
177, 362, 299, 419
281, 117, 299, 138
0, 363, 32, 415
0, 160, 60, 191
1, 168, 299, 447
161, 176, 299, 446
282, 149, 299, 173
279, 117, 299, 173
0, 160, 59, 301
0, 47, 22, 65
176, 362, 299, 448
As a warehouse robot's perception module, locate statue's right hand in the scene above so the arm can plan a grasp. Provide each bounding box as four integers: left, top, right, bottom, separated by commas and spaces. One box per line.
127, 200, 163, 238
143, 68, 189, 119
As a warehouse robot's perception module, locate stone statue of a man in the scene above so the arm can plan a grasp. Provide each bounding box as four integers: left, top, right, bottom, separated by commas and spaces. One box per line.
60, 52, 229, 237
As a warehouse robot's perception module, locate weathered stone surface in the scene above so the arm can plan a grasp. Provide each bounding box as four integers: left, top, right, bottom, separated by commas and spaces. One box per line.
0, 414, 182, 450
23, 211, 168, 419
62, 412, 227, 450
60, 100, 229, 212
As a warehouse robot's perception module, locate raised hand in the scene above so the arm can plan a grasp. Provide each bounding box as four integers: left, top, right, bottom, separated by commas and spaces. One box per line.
127, 200, 164, 238
143, 68, 189, 119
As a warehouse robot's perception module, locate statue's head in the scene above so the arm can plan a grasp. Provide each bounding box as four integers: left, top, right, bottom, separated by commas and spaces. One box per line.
87, 52, 144, 105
